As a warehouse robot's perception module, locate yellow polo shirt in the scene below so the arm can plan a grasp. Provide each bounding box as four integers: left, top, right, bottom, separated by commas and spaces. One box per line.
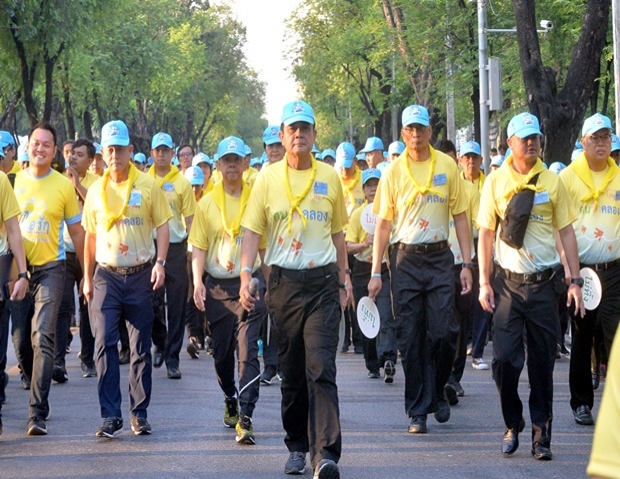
560, 162, 620, 264
64, 171, 100, 253
243, 167, 258, 188
156, 172, 195, 244
477, 159, 576, 274
345, 202, 385, 264
0, 172, 21, 256
340, 168, 365, 217
9, 161, 21, 175
242, 158, 347, 270
189, 187, 265, 278
448, 179, 479, 264
373, 147, 467, 245
83, 171, 172, 267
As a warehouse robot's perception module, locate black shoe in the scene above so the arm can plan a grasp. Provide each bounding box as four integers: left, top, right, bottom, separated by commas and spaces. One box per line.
284, 451, 306, 475
444, 383, 459, 406
0, 371, 8, 404
314, 459, 340, 479
27, 417, 47, 436
452, 381, 465, 397
167, 366, 182, 379
434, 393, 450, 423
81, 362, 97, 378
153, 349, 164, 368
186, 337, 200, 359
119, 348, 130, 365
560, 344, 570, 355
131, 416, 152, 435
260, 367, 276, 385
354, 347, 364, 354
52, 365, 68, 383
384, 360, 395, 384
531, 443, 553, 460
339, 346, 350, 354
367, 370, 380, 379
96, 417, 123, 438
21, 374, 31, 390
573, 405, 595, 425
502, 417, 525, 455
408, 415, 428, 434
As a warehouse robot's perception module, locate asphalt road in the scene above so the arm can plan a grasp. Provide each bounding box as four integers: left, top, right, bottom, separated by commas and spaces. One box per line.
0, 332, 596, 479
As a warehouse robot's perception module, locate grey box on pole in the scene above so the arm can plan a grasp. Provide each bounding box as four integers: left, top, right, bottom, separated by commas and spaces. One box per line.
488, 58, 503, 111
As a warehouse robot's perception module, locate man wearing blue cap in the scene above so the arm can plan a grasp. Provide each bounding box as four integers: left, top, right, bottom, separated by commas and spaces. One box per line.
147, 132, 196, 379
132, 152, 147, 172
388, 141, 405, 162
368, 104, 472, 435
83, 120, 172, 437
240, 100, 350, 478
89, 143, 105, 177
560, 113, 620, 429
12, 123, 85, 436
190, 136, 267, 445
478, 112, 583, 460
361, 137, 384, 169
193, 153, 214, 195
322, 149, 336, 167
0, 130, 20, 186
610, 133, 620, 165
242, 144, 259, 187
263, 125, 285, 165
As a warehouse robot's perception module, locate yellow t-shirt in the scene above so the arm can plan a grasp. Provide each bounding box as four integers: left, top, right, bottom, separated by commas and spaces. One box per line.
373, 148, 467, 245
14, 169, 82, 266
156, 173, 195, 244
189, 188, 265, 278
461, 171, 485, 240
340, 168, 365, 217
9, 161, 21, 175
477, 159, 576, 274
560, 163, 620, 264
345, 202, 386, 264
448, 179, 479, 264
243, 167, 258, 188
64, 171, 100, 253
587, 325, 620, 478
242, 159, 347, 270
82, 172, 172, 267
0, 172, 21, 256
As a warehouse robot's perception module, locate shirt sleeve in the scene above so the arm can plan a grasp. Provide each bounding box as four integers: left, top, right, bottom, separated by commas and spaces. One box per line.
63, 180, 82, 225
470, 186, 481, 230
552, 174, 577, 231
345, 206, 363, 243
447, 160, 467, 216
150, 182, 173, 228
180, 179, 197, 218
476, 174, 499, 231
241, 173, 268, 236
188, 199, 210, 251
81, 186, 97, 234
373, 164, 394, 221
0, 173, 20, 223
330, 173, 348, 234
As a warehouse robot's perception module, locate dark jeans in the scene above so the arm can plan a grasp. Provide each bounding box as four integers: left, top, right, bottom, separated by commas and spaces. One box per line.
90, 265, 154, 419
0, 300, 8, 404
205, 273, 265, 417
450, 265, 473, 384
261, 313, 279, 372
268, 265, 341, 469
390, 246, 457, 418
569, 263, 620, 410
152, 241, 189, 368
342, 254, 362, 351
491, 271, 560, 448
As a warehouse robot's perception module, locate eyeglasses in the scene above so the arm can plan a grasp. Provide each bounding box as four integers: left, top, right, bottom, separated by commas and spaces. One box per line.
221, 155, 243, 164
588, 134, 612, 145
402, 125, 428, 134
178, 152, 193, 158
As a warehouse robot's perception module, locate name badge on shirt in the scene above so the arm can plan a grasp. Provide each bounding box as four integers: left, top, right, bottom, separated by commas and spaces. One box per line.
533, 190, 550, 205
314, 181, 328, 195
433, 174, 447, 187
128, 190, 142, 207
615, 190, 620, 201
162, 182, 174, 192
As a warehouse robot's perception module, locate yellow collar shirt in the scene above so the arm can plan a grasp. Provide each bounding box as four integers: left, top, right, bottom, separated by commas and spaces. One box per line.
340, 168, 366, 218
0, 172, 21, 256
153, 171, 196, 244
448, 178, 479, 264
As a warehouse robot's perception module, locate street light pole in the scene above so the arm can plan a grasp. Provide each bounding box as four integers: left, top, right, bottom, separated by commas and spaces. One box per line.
613, 0, 620, 135
477, 0, 490, 172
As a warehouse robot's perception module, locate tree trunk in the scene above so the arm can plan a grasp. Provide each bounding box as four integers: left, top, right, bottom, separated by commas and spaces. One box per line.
512, 0, 610, 164
0, 91, 22, 130
62, 63, 76, 139
9, 16, 38, 127
83, 110, 93, 140
42, 44, 65, 123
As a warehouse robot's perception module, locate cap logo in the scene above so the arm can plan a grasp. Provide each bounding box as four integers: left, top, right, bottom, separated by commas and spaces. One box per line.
522, 114, 535, 126
108, 125, 120, 137
227, 139, 238, 150
157, 133, 166, 141
270, 127, 278, 135
411, 106, 421, 116
594, 115, 605, 126
292, 102, 305, 114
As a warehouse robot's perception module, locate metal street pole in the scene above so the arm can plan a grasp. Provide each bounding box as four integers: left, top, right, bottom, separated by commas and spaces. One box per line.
613, 0, 620, 134
477, 0, 490, 173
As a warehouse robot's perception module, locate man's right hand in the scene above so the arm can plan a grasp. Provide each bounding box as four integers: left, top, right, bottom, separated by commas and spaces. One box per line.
239, 275, 256, 312
194, 282, 206, 312
479, 283, 495, 313
367, 276, 382, 301
83, 278, 93, 303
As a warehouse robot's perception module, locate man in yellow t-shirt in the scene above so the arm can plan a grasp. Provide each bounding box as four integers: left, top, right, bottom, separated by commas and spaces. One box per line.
189, 136, 267, 446
477, 112, 583, 460
239, 100, 350, 478
12, 123, 85, 437
0, 130, 19, 186
560, 113, 620, 428
368, 104, 472, 435
83, 120, 171, 438
147, 132, 195, 379
360, 137, 384, 169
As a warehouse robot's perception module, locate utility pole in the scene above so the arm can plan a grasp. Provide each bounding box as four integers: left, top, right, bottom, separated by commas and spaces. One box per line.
477, 0, 490, 172
613, 0, 620, 134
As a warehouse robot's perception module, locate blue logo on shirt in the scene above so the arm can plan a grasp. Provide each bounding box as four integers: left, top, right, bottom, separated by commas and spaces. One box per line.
314, 181, 328, 195
433, 174, 447, 186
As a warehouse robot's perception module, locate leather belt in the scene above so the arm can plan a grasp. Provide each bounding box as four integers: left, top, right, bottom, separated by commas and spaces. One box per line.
390, 240, 448, 255
497, 267, 554, 284
271, 263, 338, 282
581, 257, 620, 272
102, 262, 151, 276
28, 260, 64, 274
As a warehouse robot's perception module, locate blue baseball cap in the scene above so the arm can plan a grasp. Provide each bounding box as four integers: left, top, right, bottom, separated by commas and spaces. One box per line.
133, 152, 146, 164
244, 144, 252, 156
217, 136, 246, 158
459, 140, 482, 157
281, 100, 315, 126
335, 142, 356, 169
152, 132, 173, 150
507, 113, 543, 139
388, 141, 405, 156
260, 152, 268, 163
362, 168, 382, 185
101, 120, 130, 147
490, 156, 505, 167
402, 105, 430, 127
213, 154, 219, 162
571, 149, 583, 162
184, 166, 205, 186
192, 152, 212, 167
582, 113, 613, 137
250, 157, 262, 167
549, 162, 566, 174
263, 125, 281, 146
0, 148, 4, 159
575, 139, 582, 148
147, 156, 154, 166
311, 144, 320, 154
0, 131, 15, 147
93, 142, 102, 155
322, 149, 336, 160
172, 157, 180, 166
360, 137, 384, 153
356, 153, 365, 161
612, 134, 620, 153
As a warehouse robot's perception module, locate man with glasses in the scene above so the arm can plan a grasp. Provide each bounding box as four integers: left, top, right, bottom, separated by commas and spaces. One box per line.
560, 113, 620, 428
177, 145, 194, 174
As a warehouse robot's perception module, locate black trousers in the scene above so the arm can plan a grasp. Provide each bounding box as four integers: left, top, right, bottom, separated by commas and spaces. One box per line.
342, 254, 362, 351
390, 246, 457, 417
185, 253, 206, 345
450, 265, 473, 384
569, 262, 620, 410
268, 265, 341, 468
351, 261, 396, 372
205, 273, 265, 417
152, 240, 189, 368
492, 271, 561, 447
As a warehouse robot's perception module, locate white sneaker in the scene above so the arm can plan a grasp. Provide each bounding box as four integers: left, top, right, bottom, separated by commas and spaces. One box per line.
472, 358, 489, 370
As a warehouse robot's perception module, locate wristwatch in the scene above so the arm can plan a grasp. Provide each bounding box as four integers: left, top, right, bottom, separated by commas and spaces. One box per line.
17, 271, 30, 281
156, 259, 166, 267
462, 262, 474, 270
339, 281, 348, 290
344, 268, 352, 275
570, 277, 584, 287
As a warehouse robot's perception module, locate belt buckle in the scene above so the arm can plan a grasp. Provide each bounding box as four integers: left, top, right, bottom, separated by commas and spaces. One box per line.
523, 273, 535, 284
595, 263, 605, 272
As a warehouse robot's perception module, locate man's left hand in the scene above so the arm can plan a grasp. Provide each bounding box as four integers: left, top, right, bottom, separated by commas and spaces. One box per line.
567, 283, 585, 318
460, 267, 473, 295
152, 263, 165, 290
